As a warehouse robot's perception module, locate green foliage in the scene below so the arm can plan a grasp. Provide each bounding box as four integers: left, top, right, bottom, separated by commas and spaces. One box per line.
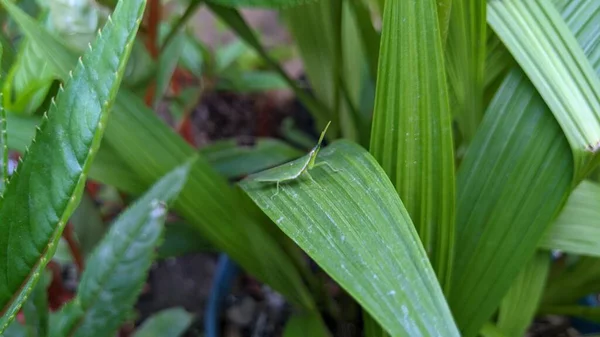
242, 141, 459, 336
1, 0, 599, 335
0, 0, 144, 331
50, 162, 191, 337
369, 0, 455, 293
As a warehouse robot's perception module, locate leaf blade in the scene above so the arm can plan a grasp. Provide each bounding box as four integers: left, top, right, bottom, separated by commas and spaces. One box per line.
369, 0, 455, 292
0, 0, 145, 331
51, 162, 192, 337
241, 141, 459, 336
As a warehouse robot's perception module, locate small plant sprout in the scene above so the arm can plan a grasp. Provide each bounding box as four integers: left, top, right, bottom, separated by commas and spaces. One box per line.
253, 121, 338, 197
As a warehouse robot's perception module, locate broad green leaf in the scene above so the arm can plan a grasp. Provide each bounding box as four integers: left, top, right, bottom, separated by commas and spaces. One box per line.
200, 138, 303, 179
207, 2, 331, 130
449, 1, 600, 334
542, 256, 600, 306
539, 180, 600, 256
133, 307, 193, 337
283, 312, 330, 337
497, 253, 550, 337
0, 0, 144, 331
50, 161, 191, 337
22, 272, 49, 337
88, 141, 147, 195
445, 0, 486, 143
488, 0, 600, 179
241, 141, 459, 336
105, 90, 315, 309
205, 0, 318, 8
449, 69, 572, 337
369, 0, 455, 292
9, 0, 316, 310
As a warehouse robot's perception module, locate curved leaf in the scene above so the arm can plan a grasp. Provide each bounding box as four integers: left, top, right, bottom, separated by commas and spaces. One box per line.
450, 2, 600, 334
539, 180, 600, 257
50, 161, 191, 337
241, 140, 459, 336
283, 312, 330, 337
445, 0, 487, 142
0, 0, 145, 331
369, 0, 455, 291
11, 0, 317, 311
488, 0, 600, 179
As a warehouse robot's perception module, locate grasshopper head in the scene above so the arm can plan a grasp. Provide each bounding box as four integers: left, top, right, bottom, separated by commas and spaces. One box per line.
308, 121, 331, 169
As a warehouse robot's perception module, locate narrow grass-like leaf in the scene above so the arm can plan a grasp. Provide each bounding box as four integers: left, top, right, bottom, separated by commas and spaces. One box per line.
153, 31, 185, 107
539, 180, 600, 256
8, 2, 316, 310
450, 69, 572, 337
449, 1, 600, 334
241, 141, 459, 336
445, 0, 486, 142
133, 307, 193, 337
347, 0, 379, 82
497, 253, 550, 337
542, 257, 600, 306
283, 312, 330, 337
0, 0, 144, 331
50, 162, 191, 337
488, 0, 600, 179
200, 138, 303, 179
282, 0, 338, 133
105, 90, 315, 309
369, 0, 455, 292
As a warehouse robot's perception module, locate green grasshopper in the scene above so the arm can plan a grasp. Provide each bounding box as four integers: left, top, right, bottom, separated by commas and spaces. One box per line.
254, 121, 338, 197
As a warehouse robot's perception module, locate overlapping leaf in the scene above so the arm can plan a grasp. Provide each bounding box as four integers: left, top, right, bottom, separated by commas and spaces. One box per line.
449, 1, 600, 335
6, 1, 316, 311
0, 0, 144, 331
488, 0, 600, 179
50, 162, 191, 337
445, 0, 486, 142
206, 0, 318, 8
497, 253, 550, 337
540, 180, 600, 256
369, 0, 455, 292
241, 141, 459, 336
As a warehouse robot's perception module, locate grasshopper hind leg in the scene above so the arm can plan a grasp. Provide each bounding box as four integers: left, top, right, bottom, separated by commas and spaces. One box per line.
270, 181, 280, 199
